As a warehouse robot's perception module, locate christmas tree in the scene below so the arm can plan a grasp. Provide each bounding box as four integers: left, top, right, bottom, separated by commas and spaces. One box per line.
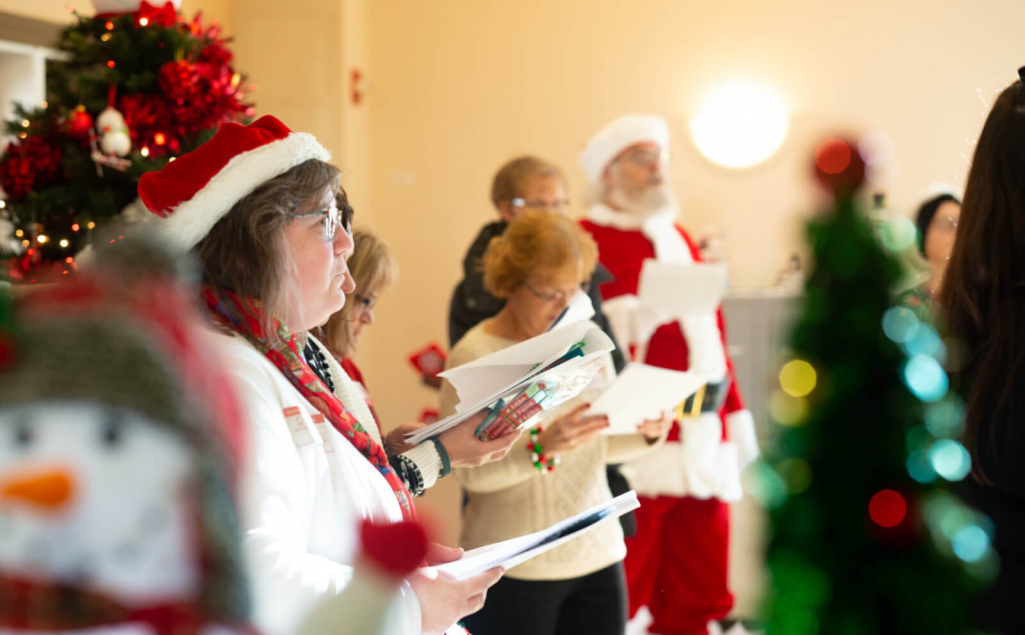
0, 0, 253, 280
758, 138, 993, 634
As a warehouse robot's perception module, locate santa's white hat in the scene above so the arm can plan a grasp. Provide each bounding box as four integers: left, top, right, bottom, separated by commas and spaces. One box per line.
578, 114, 670, 184
138, 115, 330, 250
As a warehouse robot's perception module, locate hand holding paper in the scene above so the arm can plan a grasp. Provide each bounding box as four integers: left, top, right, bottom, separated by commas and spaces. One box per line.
427, 491, 640, 581
589, 363, 710, 435
437, 409, 524, 469
406, 322, 615, 446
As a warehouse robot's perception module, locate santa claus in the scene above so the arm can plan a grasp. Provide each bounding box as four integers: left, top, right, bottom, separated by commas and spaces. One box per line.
578, 114, 759, 635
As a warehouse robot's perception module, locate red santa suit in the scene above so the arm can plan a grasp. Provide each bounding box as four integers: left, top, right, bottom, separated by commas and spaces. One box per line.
580, 202, 758, 635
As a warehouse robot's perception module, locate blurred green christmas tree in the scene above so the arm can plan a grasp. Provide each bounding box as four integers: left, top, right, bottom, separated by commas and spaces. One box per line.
0, 2, 252, 279
758, 138, 993, 634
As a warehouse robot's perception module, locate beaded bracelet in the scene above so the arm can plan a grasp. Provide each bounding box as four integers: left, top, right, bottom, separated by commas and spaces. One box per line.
527, 425, 559, 473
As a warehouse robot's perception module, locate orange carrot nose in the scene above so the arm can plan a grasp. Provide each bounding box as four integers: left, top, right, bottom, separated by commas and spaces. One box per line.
0, 468, 75, 511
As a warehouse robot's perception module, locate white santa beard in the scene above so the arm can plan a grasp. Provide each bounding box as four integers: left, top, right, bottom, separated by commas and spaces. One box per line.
0, 403, 199, 607
605, 181, 679, 221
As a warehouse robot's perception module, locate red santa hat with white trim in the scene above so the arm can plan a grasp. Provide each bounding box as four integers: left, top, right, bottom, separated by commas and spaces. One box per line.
578, 114, 670, 184
138, 115, 331, 250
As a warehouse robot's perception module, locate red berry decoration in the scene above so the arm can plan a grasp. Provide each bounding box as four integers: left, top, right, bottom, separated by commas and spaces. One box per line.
813, 137, 866, 196
0, 137, 64, 201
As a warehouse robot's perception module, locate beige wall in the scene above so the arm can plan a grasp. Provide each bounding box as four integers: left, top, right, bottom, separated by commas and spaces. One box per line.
0, 0, 75, 23
354, 0, 1025, 542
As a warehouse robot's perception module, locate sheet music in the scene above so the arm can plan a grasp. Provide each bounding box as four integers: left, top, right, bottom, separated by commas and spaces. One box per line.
428, 491, 640, 580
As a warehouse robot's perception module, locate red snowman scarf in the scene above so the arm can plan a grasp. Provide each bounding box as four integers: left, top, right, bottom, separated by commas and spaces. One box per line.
202, 286, 415, 521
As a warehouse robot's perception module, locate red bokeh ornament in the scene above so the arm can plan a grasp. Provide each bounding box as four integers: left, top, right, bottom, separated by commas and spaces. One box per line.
813, 137, 866, 196
64, 106, 94, 141
869, 489, 907, 528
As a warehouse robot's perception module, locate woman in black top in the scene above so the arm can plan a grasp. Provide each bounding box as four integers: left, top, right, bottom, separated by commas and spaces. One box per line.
942, 67, 1025, 633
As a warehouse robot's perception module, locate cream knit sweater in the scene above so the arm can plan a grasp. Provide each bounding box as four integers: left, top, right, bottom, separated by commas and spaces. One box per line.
441, 321, 662, 581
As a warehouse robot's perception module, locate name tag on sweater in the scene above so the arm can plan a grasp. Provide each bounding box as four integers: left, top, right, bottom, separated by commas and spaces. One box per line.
311, 413, 335, 453
283, 406, 318, 447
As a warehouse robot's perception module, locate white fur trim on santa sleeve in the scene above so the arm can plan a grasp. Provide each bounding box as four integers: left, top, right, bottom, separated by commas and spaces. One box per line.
600, 294, 665, 358
726, 409, 759, 470
620, 413, 744, 502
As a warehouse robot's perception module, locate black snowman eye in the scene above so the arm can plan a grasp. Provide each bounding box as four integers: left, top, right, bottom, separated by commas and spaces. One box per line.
101, 410, 125, 449
13, 412, 33, 449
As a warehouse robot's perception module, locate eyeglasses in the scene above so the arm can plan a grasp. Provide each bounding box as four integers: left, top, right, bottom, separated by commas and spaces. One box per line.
291, 202, 354, 242
522, 281, 590, 303
510, 197, 571, 214
353, 293, 376, 312
935, 215, 958, 232
619, 147, 670, 169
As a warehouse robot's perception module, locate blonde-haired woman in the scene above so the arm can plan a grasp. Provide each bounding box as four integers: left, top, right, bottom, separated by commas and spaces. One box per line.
318, 228, 398, 432
441, 210, 670, 635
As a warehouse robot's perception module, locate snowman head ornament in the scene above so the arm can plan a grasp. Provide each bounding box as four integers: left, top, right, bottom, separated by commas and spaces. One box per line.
0, 272, 249, 630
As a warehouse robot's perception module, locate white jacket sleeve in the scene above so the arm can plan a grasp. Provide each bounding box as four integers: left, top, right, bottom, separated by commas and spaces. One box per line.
225, 348, 423, 635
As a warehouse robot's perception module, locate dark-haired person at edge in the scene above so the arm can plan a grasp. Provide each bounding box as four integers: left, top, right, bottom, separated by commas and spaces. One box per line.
448, 156, 637, 536
941, 67, 1025, 634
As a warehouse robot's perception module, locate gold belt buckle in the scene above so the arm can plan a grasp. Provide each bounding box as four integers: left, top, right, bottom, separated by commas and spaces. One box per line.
674, 384, 707, 421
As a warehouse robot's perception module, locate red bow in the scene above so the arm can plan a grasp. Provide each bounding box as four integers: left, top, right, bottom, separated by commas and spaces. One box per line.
137, 1, 178, 27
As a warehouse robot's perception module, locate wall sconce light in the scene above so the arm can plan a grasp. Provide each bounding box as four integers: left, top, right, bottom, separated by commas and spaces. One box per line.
689, 81, 789, 169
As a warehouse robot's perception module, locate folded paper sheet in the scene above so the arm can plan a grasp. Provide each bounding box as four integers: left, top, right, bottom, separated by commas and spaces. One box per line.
638, 261, 729, 317
546, 290, 596, 333
589, 363, 710, 434
406, 321, 615, 445
428, 491, 640, 580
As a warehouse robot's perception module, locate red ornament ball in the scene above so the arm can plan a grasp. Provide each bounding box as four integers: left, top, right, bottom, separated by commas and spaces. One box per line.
813, 137, 866, 196
869, 489, 907, 528
65, 107, 93, 140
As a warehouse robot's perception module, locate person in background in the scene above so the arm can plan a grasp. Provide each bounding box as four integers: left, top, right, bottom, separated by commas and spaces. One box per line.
578, 114, 759, 635
137, 115, 519, 635
896, 187, 961, 320
317, 229, 396, 431
315, 227, 427, 458
447, 156, 636, 536
448, 156, 624, 369
442, 210, 670, 635
941, 68, 1025, 634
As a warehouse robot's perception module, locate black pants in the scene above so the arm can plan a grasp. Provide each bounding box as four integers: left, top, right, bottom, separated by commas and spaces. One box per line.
461, 562, 627, 635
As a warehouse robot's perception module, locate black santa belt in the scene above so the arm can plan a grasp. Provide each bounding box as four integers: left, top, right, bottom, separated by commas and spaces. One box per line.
674, 378, 731, 420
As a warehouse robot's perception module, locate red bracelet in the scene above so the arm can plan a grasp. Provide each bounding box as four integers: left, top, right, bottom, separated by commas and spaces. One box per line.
528, 425, 559, 473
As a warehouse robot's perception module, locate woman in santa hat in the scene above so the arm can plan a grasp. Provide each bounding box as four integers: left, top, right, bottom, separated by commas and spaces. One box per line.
137, 116, 519, 635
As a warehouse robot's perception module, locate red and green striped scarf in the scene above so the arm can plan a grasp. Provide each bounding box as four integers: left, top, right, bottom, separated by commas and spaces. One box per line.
202, 285, 415, 521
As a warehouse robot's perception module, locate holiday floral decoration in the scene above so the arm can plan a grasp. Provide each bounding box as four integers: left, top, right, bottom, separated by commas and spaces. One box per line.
0, 0, 253, 279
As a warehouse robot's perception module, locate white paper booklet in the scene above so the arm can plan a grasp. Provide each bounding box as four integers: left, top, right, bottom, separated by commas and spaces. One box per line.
589, 363, 710, 434
638, 261, 729, 317
428, 491, 640, 580
405, 321, 615, 445
546, 290, 595, 332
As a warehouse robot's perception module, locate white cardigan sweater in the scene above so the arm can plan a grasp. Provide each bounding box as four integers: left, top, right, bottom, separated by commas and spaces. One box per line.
209, 330, 446, 635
